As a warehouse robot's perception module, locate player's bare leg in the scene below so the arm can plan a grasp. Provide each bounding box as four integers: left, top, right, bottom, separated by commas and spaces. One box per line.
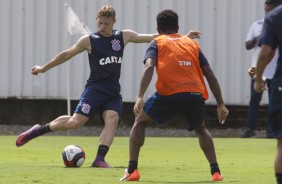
99, 110, 119, 146
194, 124, 217, 163
275, 139, 282, 183
49, 113, 89, 131
120, 112, 151, 181
130, 112, 152, 161
194, 123, 223, 181
92, 110, 119, 168
16, 113, 89, 147
129, 121, 146, 161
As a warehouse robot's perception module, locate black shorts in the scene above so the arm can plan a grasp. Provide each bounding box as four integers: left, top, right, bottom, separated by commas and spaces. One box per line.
74, 86, 122, 118
269, 76, 282, 138
143, 92, 206, 131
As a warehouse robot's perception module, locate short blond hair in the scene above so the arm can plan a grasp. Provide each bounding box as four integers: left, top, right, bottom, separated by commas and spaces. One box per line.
97, 5, 116, 18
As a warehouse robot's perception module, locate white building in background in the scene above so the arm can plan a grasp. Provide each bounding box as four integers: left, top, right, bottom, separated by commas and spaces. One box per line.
0, 0, 268, 105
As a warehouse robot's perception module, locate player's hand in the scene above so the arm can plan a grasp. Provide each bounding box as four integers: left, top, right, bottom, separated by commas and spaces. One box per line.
254, 79, 266, 93
186, 30, 201, 39
248, 67, 256, 78
252, 35, 260, 45
217, 104, 229, 124
31, 65, 44, 75
133, 97, 144, 117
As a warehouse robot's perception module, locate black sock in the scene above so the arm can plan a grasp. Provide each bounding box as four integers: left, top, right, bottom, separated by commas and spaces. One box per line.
210, 162, 220, 175
95, 144, 109, 161
128, 160, 138, 174
276, 173, 282, 184
38, 123, 52, 135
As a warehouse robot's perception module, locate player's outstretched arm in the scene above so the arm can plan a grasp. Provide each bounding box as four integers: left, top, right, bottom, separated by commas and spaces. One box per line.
122, 29, 201, 45
201, 65, 229, 124
31, 35, 90, 75
122, 29, 158, 44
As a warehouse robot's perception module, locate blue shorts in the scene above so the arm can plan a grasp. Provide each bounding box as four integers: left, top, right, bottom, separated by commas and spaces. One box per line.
74, 86, 122, 118
143, 92, 206, 131
269, 77, 282, 138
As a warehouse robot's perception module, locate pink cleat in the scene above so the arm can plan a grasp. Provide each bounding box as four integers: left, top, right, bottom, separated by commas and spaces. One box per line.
16, 124, 41, 147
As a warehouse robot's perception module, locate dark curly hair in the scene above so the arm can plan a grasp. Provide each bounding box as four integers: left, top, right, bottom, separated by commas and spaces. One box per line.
265, 0, 282, 6
157, 9, 178, 33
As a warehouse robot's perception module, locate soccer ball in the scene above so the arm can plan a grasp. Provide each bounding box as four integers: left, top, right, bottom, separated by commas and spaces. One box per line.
62, 145, 85, 167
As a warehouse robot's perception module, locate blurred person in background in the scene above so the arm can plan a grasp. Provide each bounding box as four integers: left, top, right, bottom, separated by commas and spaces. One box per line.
241, 0, 279, 138
254, 0, 282, 183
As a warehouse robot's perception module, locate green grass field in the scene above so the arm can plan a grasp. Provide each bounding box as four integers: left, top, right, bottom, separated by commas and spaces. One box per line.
0, 136, 277, 184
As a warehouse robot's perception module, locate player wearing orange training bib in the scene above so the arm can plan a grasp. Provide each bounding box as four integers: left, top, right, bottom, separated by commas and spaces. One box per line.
154, 34, 208, 99
120, 9, 229, 182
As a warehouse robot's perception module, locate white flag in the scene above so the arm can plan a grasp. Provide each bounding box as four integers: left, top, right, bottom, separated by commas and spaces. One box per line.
66, 4, 92, 35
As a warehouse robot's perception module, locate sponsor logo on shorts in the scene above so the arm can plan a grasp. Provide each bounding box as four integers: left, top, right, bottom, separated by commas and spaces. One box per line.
82, 103, 91, 114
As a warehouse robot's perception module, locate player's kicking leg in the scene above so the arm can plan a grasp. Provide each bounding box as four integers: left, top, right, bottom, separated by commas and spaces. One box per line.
16, 124, 42, 146
16, 114, 89, 147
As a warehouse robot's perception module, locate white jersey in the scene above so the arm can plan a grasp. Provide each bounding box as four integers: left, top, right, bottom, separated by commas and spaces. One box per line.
245, 18, 278, 79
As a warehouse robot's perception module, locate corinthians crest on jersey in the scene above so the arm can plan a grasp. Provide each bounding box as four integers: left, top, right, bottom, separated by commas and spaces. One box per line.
111, 39, 121, 51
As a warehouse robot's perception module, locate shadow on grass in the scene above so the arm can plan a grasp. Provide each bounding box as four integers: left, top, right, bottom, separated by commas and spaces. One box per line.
142, 181, 214, 183
141, 180, 240, 183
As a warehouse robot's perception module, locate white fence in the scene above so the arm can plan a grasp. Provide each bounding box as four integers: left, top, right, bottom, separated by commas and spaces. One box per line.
0, 0, 268, 105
